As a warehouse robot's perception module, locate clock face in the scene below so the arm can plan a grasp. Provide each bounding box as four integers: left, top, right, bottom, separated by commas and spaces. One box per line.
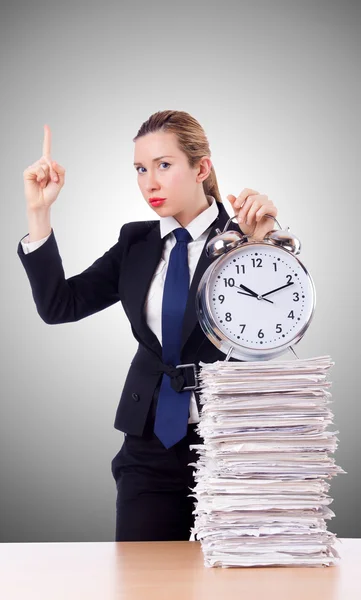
206, 243, 315, 353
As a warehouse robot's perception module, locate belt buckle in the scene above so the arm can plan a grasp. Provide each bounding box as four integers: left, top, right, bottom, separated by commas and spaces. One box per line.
175, 363, 198, 391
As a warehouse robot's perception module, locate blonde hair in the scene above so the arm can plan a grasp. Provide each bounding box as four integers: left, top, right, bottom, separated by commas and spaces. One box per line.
133, 110, 222, 203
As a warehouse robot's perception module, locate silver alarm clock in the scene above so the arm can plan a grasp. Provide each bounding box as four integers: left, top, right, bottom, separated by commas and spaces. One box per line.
196, 216, 316, 361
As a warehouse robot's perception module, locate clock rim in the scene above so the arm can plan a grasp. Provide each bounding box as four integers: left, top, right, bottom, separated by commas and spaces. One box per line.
196, 240, 316, 361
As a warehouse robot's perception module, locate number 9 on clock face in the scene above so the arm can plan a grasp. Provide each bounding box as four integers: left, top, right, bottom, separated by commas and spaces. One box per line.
196, 242, 316, 361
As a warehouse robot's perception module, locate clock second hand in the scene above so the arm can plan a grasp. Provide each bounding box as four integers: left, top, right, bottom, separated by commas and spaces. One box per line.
235, 284, 274, 304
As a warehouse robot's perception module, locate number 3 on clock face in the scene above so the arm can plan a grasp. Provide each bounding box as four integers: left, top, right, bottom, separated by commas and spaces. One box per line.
196, 242, 316, 361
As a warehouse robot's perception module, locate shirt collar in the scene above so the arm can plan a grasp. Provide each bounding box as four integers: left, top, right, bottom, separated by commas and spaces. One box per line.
159, 195, 219, 241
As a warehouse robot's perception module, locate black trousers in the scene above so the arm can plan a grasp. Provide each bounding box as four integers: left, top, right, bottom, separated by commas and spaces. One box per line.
110, 384, 204, 541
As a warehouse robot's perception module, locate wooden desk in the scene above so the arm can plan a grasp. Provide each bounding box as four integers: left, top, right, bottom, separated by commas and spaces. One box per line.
0, 538, 360, 599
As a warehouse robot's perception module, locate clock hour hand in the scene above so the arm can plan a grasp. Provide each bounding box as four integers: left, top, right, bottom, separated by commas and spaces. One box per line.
261, 282, 294, 298
235, 284, 274, 304
237, 283, 258, 297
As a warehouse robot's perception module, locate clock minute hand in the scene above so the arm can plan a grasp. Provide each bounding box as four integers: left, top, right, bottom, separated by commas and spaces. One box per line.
261, 282, 294, 298
236, 284, 274, 304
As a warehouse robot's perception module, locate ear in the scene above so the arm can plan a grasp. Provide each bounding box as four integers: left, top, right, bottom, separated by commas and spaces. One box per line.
196, 156, 213, 182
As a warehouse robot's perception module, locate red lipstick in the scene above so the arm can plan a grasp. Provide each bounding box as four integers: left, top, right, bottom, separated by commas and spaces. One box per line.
149, 197, 166, 207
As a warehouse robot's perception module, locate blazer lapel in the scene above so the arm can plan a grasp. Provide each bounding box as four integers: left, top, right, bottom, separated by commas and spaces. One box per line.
124, 222, 164, 357
180, 201, 235, 351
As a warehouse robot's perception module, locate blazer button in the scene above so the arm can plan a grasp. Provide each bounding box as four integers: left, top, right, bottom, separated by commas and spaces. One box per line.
132, 392, 140, 402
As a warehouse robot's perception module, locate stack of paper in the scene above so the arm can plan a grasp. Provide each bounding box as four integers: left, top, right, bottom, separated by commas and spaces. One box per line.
189, 355, 346, 568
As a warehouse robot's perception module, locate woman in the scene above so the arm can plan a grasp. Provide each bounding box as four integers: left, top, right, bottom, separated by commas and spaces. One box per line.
19, 110, 278, 541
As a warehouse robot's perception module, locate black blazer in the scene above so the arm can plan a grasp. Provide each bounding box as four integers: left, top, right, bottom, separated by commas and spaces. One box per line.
17, 200, 243, 436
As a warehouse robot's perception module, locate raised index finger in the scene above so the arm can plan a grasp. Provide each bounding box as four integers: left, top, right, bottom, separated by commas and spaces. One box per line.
42, 124, 52, 159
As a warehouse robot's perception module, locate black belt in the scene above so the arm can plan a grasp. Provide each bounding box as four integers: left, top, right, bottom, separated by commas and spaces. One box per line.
131, 345, 199, 393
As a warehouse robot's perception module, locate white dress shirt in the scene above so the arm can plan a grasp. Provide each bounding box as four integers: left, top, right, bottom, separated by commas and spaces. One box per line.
20, 195, 220, 424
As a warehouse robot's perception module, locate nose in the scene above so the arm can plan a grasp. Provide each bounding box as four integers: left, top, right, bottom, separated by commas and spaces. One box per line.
145, 171, 161, 193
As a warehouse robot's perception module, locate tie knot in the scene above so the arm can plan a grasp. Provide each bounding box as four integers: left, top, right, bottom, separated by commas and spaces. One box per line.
173, 227, 192, 244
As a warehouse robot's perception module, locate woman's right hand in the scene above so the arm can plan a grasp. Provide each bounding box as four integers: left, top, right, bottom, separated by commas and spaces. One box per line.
23, 124, 66, 211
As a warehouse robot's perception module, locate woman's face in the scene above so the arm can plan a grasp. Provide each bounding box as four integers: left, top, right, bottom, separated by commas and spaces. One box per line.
134, 131, 211, 226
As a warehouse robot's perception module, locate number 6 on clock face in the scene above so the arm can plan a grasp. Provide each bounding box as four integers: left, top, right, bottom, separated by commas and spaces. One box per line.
196, 242, 316, 361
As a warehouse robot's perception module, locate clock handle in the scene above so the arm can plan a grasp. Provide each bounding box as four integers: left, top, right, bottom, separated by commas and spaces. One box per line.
222, 214, 282, 234
224, 211, 301, 255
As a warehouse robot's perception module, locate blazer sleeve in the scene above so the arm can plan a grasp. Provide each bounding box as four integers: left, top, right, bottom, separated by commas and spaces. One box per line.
17, 225, 126, 324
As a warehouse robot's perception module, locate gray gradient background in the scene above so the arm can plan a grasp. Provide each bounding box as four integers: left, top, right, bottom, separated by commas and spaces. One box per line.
1, 0, 360, 542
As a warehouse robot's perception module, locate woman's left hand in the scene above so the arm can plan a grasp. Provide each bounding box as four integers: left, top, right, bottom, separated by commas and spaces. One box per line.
227, 189, 278, 240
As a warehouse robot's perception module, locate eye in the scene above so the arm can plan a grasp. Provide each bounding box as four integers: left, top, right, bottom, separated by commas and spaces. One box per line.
135, 162, 170, 174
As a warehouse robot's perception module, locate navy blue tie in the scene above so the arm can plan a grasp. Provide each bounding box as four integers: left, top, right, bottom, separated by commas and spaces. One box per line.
153, 227, 193, 449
